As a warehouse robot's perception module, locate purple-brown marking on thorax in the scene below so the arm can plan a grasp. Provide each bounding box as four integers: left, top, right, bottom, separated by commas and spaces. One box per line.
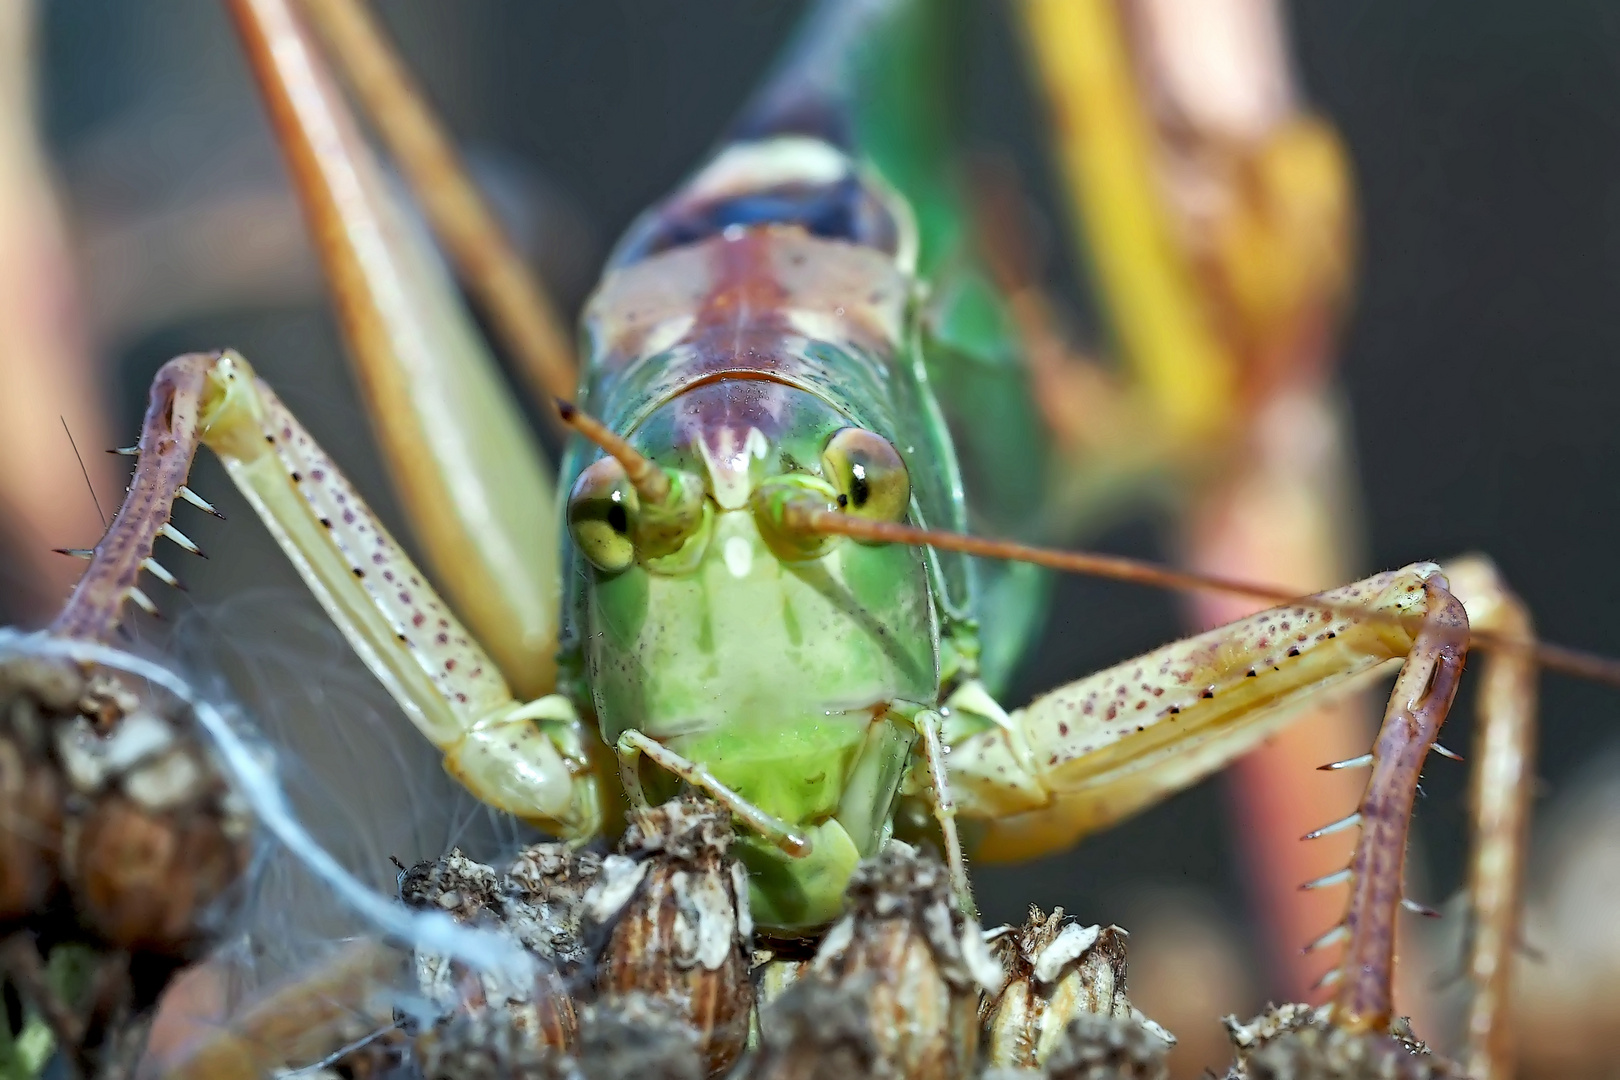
581, 227, 910, 438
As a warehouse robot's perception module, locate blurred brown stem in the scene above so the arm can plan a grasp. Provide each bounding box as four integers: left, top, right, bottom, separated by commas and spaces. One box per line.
0, 0, 118, 622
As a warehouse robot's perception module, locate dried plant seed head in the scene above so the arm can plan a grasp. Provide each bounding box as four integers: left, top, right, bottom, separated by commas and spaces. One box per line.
1223, 1029, 1467, 1080
586, 794, 754, 1073
417, 1006, 578, 1080
401, 848, 507, 1014
325, 1026, 409, 1079
1041, 1012, 1172, 1080
1382, 1018, 1434, 1059
573, 994, 707, 1080
441, 962, 580, 1059
403, 847, 581, 1050
0, 652, 254, 961
0, 672, 67, 922
810, 842, 1004, 1080
982, 908, 1172, 1069
733, 976, 889, 1080
1222, 1006, 1465, 1080
1224, 1003, 1327, 1054
752, 952, 811, 1014
78, 671, 142, 732
401, 848, 504, 923
616, 791, 739, 861
503, 841, 604, 969
506, 842, 604, 908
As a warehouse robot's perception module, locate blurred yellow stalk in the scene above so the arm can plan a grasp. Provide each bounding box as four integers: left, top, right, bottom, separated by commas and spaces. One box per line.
1015, 0, 1433, 1028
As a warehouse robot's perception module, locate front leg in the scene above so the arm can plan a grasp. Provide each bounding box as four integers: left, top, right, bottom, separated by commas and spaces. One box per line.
948, 565, 1452, 857
946, 565, 1468, 1030
231, 0, 562, 696
614, 729, 809, 859
125, 351, 603, 841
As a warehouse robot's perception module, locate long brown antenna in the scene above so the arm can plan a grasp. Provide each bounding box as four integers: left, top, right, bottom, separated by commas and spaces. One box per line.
782, 500, 1620, 688
554, 400, 671, 504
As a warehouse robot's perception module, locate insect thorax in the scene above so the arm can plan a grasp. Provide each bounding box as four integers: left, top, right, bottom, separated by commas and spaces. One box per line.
553, 140, 983, 930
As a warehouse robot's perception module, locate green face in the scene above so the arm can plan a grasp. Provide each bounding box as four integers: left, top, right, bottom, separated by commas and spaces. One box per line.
567, 379, 939, 929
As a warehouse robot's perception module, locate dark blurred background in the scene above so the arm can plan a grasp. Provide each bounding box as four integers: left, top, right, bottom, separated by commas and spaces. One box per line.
11, 1, 1620, 1069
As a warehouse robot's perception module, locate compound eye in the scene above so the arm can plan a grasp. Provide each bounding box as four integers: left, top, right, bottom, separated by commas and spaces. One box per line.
821, 427, 909, 522
568, 458, 639, 572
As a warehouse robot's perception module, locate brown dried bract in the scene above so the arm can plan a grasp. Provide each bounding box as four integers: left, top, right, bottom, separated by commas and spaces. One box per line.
417, 1005, 578, 1080
504, 841, 605, 970
161, 939, 405, 1080
734, 976, 888, 1080
401, 848, 504, 925
808, 842, 1004, 1080
424, 993, 710, 1080
0, 651, 252, 958
1223, 1005, 1465, 1080
70, 790, 247, 955
0, 658, 71, 924
586, 793, 754, 1074
981, 907, 1172, 1069
403, 845, 598, 1054
572, 995, 708, 1080
1040, 1012, 1172, 1080
0, 644, 254, 1079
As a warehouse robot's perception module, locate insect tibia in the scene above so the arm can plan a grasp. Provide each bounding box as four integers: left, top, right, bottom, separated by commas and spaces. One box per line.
1441, 555, 1537, 1078
1329, 577, 1469, 1035
48, 353, 217, 643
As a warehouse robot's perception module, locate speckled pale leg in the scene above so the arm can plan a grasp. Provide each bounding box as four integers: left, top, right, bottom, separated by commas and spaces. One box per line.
203, 0, 604, 838
231, 0, 562, 698
156, 351, 604, 842
1443, 556, 1536, 1080
945, 564, 1452, 862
